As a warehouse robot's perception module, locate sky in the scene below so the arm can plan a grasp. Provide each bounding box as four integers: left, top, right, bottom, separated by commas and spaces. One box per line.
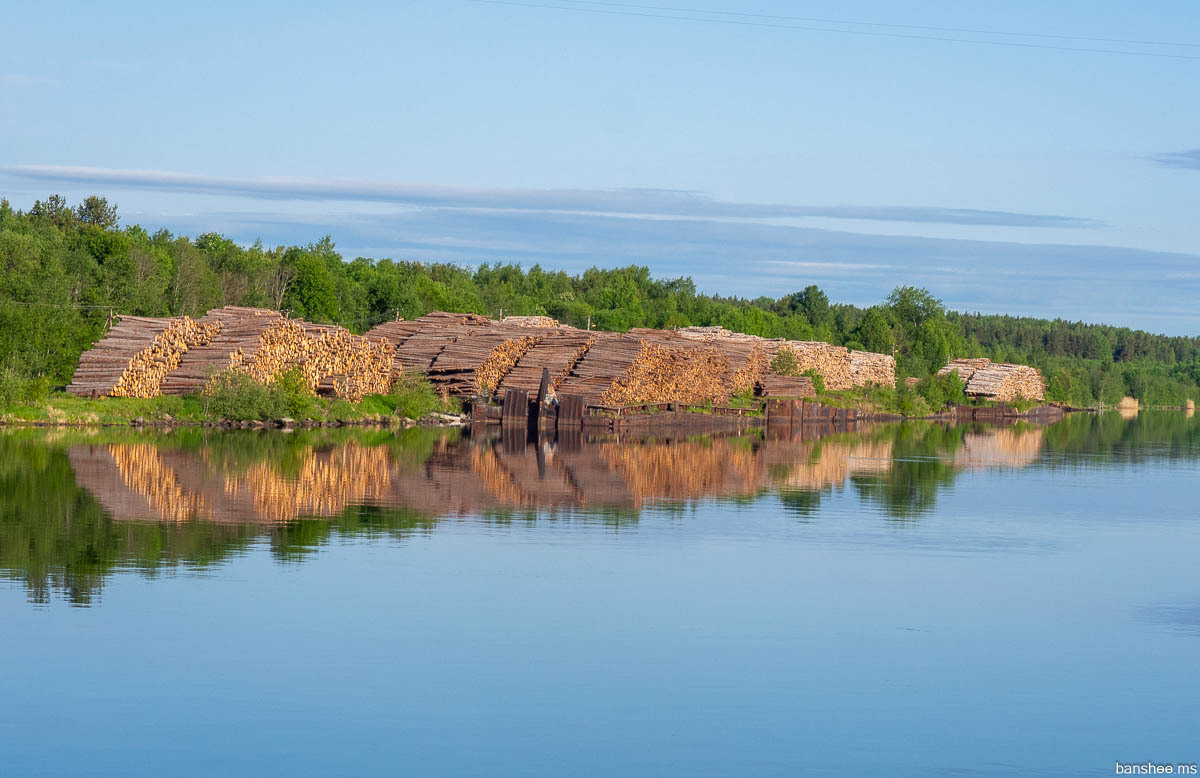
2, 0, 1198, 333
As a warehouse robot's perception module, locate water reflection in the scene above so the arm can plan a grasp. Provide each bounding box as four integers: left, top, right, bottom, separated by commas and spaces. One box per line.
1, 411, 1197, 606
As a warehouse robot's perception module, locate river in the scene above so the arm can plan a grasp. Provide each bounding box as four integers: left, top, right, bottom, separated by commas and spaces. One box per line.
1, 412, 1197, 775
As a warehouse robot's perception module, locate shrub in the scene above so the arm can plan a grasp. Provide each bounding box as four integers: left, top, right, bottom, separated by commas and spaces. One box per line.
916, 371, 966, 411
770, 349, 800, 376
801, 369, 826, 394
385, 371, 450, 420
0, 364, 51, 408
202, 370, 284, 420
201, 366, 319, 421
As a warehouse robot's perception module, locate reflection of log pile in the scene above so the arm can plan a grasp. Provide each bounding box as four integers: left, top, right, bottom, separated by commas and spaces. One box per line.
597, 440, 761, 501
938, 358, 1045, 402
108, 443, 212, 521
762, 439, 895, 491
70, 421, 1055, 526
953, 428, 1044, 470
67, 315, 222, 398
223, 443, 393, 521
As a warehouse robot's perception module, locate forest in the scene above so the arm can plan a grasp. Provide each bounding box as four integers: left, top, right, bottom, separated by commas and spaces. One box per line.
2, 195, 1198, 406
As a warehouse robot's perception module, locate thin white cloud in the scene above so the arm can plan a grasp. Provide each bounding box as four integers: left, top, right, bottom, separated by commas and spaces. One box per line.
2, 164, 1103, 229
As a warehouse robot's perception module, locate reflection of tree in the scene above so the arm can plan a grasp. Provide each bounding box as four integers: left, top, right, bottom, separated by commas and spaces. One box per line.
7, 412, 1193, 606
851, 423, 967, 519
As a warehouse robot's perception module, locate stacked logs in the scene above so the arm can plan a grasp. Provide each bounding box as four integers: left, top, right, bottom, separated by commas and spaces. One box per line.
501, 315, 559, 328
428, 331, 542, 396
779, 342, 853, 390
160, 308, 284, 395
680, 326, 893, 390
601, 339, 733, 405
675, 327, 770, 394
849, 349, 896, 388
557, 334, 644, 404
937, 358, 1045, 402
68, 315, 222, 398
369, 312, 494, 373
757, 374, 816, 398
497, 330, 596, 393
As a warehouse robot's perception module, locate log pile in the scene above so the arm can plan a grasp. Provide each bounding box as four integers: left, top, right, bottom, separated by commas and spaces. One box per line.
849, 349, 896, 388
501, 315, 559, 328
937, 358, 1045, 402
377, 313, 494, 372
601, 339, 733, 405
498, 330, 596, 393
68, 315, 222, 398
160, 307, 284, 395
679, 326, 891, 390
757, 374, 816, 398
428, 331, 542, 396
557, 334, 644, 403
779, 342, 853, 390
362, 320, 424, 351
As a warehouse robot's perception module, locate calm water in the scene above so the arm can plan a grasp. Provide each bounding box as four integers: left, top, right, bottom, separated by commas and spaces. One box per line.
2, 413, 1198, 775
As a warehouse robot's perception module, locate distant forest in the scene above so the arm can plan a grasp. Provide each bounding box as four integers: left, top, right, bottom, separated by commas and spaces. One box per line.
2, 195, 1198, 406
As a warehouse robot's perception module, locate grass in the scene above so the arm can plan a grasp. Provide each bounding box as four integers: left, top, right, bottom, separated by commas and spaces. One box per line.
0, 369, 460, 426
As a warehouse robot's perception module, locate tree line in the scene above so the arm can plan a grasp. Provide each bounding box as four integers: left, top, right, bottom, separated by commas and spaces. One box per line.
1, 195, 1197, 405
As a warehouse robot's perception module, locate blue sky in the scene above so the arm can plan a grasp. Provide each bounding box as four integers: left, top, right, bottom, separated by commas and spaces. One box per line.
2, 1, 1198, 333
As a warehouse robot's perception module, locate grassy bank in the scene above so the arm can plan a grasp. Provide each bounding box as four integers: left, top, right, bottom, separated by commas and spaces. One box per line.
0, 369, 459, 426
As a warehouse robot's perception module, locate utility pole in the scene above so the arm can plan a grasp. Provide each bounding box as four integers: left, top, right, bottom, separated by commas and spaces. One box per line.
587, 315, 592, 331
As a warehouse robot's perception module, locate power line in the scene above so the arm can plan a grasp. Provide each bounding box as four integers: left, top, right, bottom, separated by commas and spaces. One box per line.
469, 0, 1200, 60
550, 0, 1200, 49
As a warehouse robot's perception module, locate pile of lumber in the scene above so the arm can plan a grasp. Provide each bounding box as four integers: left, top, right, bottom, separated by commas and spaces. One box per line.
937, 358, 1045, 402
501, 315, 559, 328
679, 326, 892, 390
557, 334, 645, 403
601, 339, 733, 405
497, 330, 596, 393
68, 315, 222, 398
368, 312, 494, 373
428, 331, 542, 396
221, 318, 395, 402
779, 342, 853, 390
757, 374, 816, 398
676, 328, 770, 394
160, 307, 284, 395
849, 349, 896, 387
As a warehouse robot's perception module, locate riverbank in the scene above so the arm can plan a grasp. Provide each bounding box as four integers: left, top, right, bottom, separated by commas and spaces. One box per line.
0, 372, 463, 428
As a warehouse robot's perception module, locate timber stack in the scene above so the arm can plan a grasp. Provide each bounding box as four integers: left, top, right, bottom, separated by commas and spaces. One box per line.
757, 374, 816, 398
779, 342, 854, 390
428, 331, 542, 397
601, 338, 733, 405
849, 349, 896, 387
68, 315, 222, 398
937, 358, 1045, 402
496, 330, 595, 394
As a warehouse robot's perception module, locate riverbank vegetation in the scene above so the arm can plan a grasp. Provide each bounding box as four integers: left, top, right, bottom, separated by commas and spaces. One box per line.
0, 367, 457, 425
3, 195, 1198, 407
